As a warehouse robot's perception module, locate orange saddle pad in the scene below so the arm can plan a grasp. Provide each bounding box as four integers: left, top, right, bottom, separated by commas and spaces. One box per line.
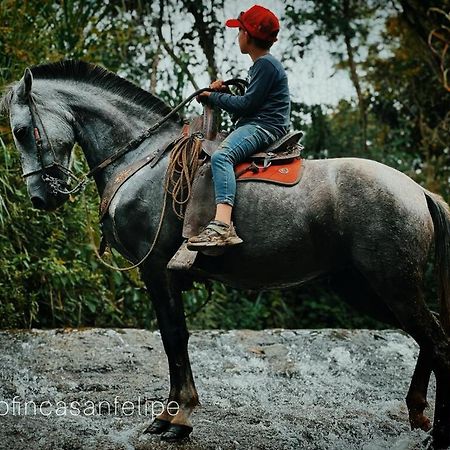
234, 158, 304, 186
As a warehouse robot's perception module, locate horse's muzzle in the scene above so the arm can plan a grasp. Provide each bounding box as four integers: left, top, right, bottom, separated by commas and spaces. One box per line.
30, 192, 67, 211
30, 195, 48, 210
27, 174, 68, 211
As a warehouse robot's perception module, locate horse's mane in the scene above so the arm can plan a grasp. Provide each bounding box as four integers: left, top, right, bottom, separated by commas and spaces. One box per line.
0, 85, 14, 116
1, 60, 175, 119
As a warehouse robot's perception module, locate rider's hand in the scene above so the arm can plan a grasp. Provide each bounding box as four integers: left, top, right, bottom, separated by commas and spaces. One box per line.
211, 80, 231, 94
210, 80, 224, 90
196, 91, 211, 104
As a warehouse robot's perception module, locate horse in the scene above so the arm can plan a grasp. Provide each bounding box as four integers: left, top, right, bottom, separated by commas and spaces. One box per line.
2, 60, 450, 447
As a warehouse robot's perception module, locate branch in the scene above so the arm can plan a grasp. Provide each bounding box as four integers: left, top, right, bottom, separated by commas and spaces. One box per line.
150, 42, 162, 94
427, 8, 450, 92
343, 0, 368, 153
158, 0, 199, 90
399, 0, 442, 80
182, 0, 220, 80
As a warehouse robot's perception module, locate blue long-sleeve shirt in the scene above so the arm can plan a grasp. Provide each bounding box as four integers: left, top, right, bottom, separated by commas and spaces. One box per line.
206, 54, 291, 138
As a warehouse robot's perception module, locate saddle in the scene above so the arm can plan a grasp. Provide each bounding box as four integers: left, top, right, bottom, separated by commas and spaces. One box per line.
166, 109, 305, 269
179, 107, 304, 246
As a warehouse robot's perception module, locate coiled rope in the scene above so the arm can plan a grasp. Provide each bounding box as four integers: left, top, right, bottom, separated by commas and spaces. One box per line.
88, 133, 204, 272
164, 133, 205, 219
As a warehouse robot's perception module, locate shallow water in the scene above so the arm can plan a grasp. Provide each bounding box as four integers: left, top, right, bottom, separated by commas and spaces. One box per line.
0, 328, 432, 449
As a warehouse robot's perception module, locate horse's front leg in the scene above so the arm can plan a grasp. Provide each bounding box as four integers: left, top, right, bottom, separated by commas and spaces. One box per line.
143, 269, 199, 441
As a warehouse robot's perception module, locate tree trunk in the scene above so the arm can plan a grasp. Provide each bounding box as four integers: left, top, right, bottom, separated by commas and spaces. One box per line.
150, 42, 161, 95
343, 0, 368, 153
182, 0, 220, 81
157, 0, 199, 90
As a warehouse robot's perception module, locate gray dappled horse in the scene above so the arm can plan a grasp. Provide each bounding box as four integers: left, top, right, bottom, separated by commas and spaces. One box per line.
2, 60, 450, 447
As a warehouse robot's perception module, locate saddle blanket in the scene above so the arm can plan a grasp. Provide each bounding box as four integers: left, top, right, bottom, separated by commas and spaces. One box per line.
235, 157, 303, 186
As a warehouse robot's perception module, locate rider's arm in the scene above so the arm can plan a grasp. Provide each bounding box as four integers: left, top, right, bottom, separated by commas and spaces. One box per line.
206, 58, 277, 116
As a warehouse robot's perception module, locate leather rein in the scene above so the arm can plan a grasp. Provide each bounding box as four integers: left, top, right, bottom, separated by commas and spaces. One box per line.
24, 78, 248, 196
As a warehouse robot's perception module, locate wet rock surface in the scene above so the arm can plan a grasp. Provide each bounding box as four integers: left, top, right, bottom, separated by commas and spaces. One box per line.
0, 328, 432, 450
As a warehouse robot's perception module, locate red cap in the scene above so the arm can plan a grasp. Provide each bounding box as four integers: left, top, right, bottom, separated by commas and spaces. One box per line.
225, 5, 279, 42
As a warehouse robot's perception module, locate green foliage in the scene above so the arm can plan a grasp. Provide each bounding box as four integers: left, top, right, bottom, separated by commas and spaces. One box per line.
0, 143, 153, 329
1, 0, 449, 331
183, 280, 385, 330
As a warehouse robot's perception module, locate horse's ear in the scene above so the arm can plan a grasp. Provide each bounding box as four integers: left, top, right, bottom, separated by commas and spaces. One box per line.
18, 68, 33, 98
24, 68, 33, 93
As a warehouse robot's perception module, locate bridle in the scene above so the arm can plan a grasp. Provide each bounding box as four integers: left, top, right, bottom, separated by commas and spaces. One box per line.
24, 93, 82, 194
24, 78, 249, 196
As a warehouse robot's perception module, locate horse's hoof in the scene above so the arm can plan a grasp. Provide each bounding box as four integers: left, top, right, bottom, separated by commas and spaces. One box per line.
160, 424, 193, 442
144, 418, 171, 434
410, 413, 432, 432
418, 430, 433, 450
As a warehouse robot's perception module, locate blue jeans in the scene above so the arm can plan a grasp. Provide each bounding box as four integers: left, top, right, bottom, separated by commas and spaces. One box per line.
211, 123, 279, 206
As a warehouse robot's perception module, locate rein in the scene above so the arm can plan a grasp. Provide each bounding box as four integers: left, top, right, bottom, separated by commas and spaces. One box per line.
25, 77, 248, 271
25, 78, 248, 196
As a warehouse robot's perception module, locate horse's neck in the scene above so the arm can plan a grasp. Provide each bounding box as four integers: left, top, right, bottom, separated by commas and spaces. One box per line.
66, 84, 179, 194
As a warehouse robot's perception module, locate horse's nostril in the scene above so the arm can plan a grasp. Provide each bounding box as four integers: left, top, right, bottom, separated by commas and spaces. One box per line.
31, 196, 47, 210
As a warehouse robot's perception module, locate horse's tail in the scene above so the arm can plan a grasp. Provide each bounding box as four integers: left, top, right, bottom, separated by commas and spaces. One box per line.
425, 190, 450, 335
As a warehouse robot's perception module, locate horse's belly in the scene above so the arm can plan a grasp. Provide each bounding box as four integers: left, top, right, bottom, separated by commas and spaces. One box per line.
192, 177, 341, 289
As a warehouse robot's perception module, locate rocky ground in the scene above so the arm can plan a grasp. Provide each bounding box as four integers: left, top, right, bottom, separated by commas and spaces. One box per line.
0, 328, 433, 450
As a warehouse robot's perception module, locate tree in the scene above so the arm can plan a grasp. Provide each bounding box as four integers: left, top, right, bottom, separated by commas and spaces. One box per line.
399, 0, 450, 90
3, 0, 445, 330
363, 4, 450, 193
284, 0, 386, 153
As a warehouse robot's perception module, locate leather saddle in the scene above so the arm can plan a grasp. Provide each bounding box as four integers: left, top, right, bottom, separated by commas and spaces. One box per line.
181, 107, 304, 240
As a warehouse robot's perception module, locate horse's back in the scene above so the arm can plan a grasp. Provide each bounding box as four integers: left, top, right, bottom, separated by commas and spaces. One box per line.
234, 156, 430, 237
325, 157, 431, 232
107, 155, 434, 289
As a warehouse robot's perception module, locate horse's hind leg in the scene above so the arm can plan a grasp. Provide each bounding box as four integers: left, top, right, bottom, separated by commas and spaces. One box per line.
331, 269, 433, 432
433, 347, 450, 448
393, 297, 450, 447
363, 273, 450, 447
406, 347, 432, 431
331, 269, 434, 431
383, 287, 450, 446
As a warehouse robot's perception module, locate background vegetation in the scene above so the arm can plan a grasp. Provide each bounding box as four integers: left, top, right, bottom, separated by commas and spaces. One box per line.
0, 0, 449, 330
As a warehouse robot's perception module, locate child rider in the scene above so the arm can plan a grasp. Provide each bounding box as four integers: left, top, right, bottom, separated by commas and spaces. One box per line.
187, 4, 291, 251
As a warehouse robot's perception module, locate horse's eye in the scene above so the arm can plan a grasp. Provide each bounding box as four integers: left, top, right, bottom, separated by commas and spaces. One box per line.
13, 126, 28, 140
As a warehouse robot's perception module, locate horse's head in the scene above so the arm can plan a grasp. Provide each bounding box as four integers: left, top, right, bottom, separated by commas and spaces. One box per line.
6, 68, 76, 210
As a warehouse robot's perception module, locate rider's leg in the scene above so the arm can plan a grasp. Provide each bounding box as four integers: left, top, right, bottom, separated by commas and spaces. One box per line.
187, 123, 277, 248
214, 203, 232, 225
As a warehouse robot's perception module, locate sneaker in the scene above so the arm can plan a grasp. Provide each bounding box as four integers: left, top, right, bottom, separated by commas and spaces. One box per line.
186, 220, 243, 250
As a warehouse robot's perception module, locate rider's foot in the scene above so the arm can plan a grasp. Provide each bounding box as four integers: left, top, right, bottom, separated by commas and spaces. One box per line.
186, 220, 243, 250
